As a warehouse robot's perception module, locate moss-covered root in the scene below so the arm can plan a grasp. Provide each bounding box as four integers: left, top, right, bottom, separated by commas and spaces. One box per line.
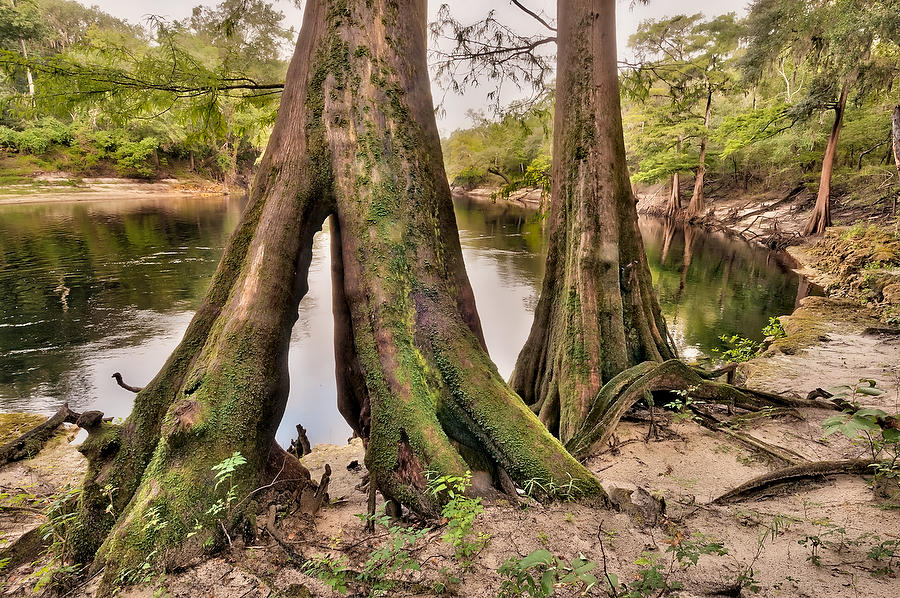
564, 359, 840, 460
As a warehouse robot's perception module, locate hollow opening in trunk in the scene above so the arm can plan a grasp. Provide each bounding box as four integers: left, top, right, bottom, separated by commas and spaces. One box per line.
280, 221, 352, 449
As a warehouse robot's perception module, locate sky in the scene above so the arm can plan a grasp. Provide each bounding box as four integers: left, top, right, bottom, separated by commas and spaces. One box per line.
80, 0, 748, 133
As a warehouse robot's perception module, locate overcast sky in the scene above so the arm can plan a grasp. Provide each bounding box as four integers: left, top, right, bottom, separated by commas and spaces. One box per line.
80, 0, 748, 133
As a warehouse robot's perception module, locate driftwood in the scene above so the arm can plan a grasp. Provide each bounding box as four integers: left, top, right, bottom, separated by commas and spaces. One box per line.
0, 403, 112, 468
111, 372, 144, 393
2, 404, 75, 467
712, 459, 877, 504
288, 423, 312, 457
690, 409, 807, 467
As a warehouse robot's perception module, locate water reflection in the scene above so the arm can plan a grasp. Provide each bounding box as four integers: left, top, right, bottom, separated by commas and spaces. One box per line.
0, 193, 812, 445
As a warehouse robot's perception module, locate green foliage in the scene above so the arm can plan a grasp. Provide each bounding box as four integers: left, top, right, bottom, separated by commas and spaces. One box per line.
304, 510, 432, 596
821, 383, 900, 485
442, 97, 552, 192
0, 0, 288, 183
427, 471, 491, 564
761, 316, 786, 339
664, 385, 700, 422
798, 518, 900, 574
713, 316, 786, 363
714, 334, 762, 363
605, 533, 729, 598
497, 550, 598, 598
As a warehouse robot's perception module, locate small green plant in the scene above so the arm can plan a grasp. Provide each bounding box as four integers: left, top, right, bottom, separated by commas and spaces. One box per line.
821, 383, 899, 488
427, 471, 491, 564
30, 485, 84, 593
714, 316, 786, 363
497, 549, 598, 598
304, 509, 432, 596
186, 451, 248, 540
761, 316, 786, 339
521, 474, 586, 501
664, 385, 700, 422
605, 533, 728, 598
714, 334, 761, 363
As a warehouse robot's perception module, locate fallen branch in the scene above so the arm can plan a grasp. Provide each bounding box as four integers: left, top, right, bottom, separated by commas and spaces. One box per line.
712, 459, 877, 504
690, 409, 807, 467
111, 372, 144, 393
1, 403, 77, 466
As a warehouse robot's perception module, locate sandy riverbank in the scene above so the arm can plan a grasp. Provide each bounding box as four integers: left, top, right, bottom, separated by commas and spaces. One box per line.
0, 177, 228, 205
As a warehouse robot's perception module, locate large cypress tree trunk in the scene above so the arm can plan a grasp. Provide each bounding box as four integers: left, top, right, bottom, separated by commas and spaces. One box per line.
73, 1, 602, 586
803, 83, 849, 235
511, 0, 674, 442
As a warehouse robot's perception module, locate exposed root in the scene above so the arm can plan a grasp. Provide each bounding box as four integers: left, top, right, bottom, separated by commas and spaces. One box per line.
712, 459, 878, 504
564, 360, 838, 460
0, 403, 109, 467
690, 409, 807, 466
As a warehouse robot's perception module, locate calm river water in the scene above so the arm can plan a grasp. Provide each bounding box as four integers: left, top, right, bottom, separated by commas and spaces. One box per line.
0, 193, 811, 446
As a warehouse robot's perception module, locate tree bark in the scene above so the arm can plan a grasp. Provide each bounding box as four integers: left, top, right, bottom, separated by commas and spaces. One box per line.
803, 83, 849, 236
511, 0, 674, 442
667, 171, 681, 216
73, 1, 603, 586
892, 105, 900, 192
688, 88, 712, 217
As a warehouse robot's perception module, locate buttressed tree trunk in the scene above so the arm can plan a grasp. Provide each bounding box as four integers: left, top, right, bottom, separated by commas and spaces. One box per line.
73, 0, 602, 586
688, 88, 713, 217
511, 0, 675, 442
803, 83, 849, 235
667, 172, 681, 216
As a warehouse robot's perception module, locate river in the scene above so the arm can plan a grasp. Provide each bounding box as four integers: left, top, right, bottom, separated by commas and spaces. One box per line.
0, 193, 814, 446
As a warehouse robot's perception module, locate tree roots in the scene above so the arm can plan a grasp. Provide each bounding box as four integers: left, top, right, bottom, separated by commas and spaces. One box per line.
564, 359, 839, 460
712, 459, 878, 504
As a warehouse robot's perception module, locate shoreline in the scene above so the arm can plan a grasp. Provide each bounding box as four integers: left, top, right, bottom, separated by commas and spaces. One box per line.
0, 177, 231, 206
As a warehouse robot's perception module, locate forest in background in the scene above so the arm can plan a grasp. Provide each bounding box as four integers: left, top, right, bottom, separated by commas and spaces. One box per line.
2, 0, 899, 216
0, 0, 292, 189
442, 6, 900, 221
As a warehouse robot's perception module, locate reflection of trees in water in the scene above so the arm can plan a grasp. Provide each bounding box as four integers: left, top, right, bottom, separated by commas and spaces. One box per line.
641, 216, 800, 354
452, 193, 546, 282
0, 197, 243, 402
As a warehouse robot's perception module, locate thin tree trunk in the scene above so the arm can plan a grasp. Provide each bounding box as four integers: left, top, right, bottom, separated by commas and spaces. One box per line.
803, 83, 849, 235
892, 105, 900, 196
688, 89, 712, 217
73, 2, 602, 587
19, 39, 35, 97
511, 0, 674, 442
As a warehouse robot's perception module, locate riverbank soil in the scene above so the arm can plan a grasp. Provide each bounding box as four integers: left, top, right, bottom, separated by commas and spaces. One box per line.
637, 179, 899, 249
2, 199, 900, 597
3, 311, 899, 596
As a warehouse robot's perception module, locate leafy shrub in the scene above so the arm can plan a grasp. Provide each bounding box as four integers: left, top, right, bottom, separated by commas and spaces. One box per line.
113, 137, 159, 177
498, 550, 598, 598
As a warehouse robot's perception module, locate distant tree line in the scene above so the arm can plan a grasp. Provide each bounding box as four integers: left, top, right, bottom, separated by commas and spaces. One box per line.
440, 1, 900, 235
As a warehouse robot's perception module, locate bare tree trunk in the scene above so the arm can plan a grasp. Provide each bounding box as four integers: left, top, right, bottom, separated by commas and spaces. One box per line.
72, 1, 603, 587
892, 105, 900, 205
688, 89, 712, 217
803, 83, 849, 235
511, 0, 674, 442
19, 39, 35, 97
667, 172, 681, 217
